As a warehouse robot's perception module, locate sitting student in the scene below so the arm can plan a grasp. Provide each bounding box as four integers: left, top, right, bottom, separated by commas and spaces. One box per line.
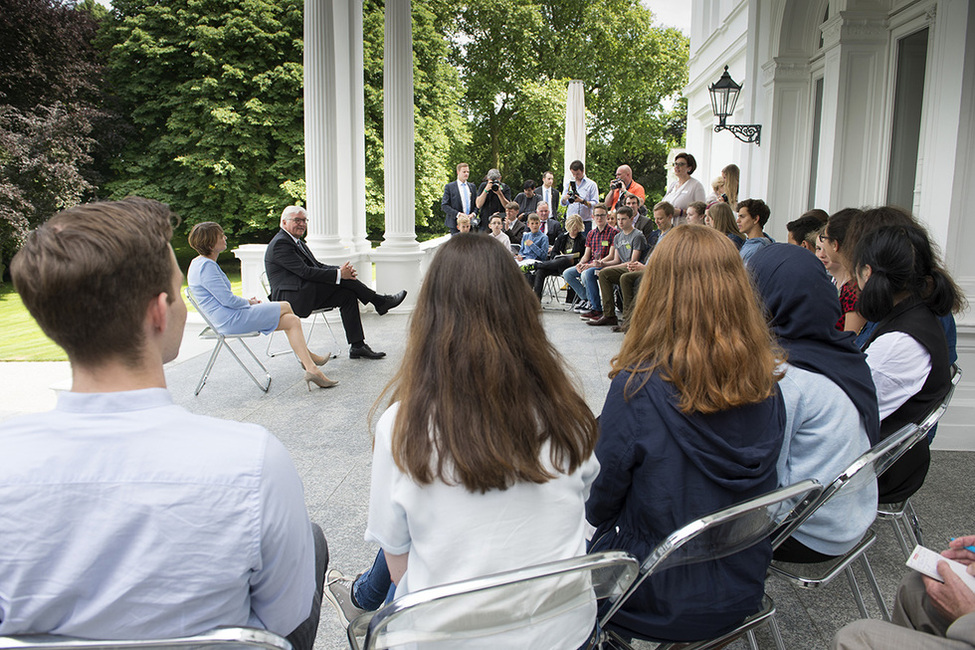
822, 208, 867, 334
590, 206, 647, 327
787, 209, 829, 251
622, 192, 654, 238
2, 198, 327, 648
486, 214, 510, 247
614, 201, 675, 331
187, 222, 337, 390
706, 202, 745, 249
737, 198, 774, 264
502, 201, 526, 244
833, 534, 975, 650
749, 244, 880, 563
516, 213, 549, 264
685, 200, 707, 225
705, 175, 725, 207
563, 204, 616, 317
587, 225, 785, 643
324, 235, 600, 647
455, 214, 472, 233
530, 214, 586, 301
854, 222, 960, 503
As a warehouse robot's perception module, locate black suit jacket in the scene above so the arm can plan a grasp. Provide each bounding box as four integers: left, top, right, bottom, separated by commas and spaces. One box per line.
441, 180, 478, 232
537, 185, 561, 219
540, 218, 563, 246
264, 229, 338, 318
504, 219, 526, 245
634, 214, 656, 243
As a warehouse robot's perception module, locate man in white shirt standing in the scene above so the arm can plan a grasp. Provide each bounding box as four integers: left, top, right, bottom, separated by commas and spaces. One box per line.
1, 197, 327, 649
561, 160, 599, 232
441, 162, 478, 234
539, 170, 561, 219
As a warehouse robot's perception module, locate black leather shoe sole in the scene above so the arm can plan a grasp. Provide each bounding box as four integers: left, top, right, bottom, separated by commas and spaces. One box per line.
376, 290, 407, 315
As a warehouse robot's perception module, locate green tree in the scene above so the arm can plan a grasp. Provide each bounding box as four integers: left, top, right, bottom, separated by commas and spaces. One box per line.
362, 0, 467, 237
104, 0, 305, 234
445, 0, 688, 197
0, 0, 119, 276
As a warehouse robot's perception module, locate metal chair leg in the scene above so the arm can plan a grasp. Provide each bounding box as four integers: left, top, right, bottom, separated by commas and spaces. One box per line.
223, 340, 271, 393
746, 629, 759, 650
905, 500, 923, 547
859, 554, 891, 621
889, 517, 912, 559
195, 339, 225, 396
767, 615, 786, 650
844, 566, 870, 619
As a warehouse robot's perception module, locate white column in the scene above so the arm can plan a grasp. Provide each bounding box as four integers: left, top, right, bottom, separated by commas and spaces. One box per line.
303, 0, 344, 259
817, 10, 888, 212
563, 80, 586, 185
371, 0, 422, 309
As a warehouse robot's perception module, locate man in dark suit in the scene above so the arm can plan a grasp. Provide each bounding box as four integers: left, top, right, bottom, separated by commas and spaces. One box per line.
502, 202, 526, 245
441, 162, 477, 234
623, 193, 655, 242
536, 202, 562, 247
265, 206, 406, 359
538, 170, 561, 220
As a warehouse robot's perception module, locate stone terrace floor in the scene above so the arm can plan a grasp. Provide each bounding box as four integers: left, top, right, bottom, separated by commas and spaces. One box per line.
1, 300, 972, 650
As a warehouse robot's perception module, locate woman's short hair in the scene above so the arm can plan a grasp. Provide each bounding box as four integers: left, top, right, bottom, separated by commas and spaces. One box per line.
823, 208, 862, 253
11, 197, 178, 367
612, 225, 783, 413
188, 222, 224, 256
373, 235, 598, 493
675, 152, 697, 174
565, 214, 584, 232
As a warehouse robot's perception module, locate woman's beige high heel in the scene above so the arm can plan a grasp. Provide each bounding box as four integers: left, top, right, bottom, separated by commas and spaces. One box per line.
304, 370, 338, 390
298, 352, 331, 368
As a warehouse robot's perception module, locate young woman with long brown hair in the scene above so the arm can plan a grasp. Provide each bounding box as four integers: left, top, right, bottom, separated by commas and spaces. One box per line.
325, 234, 600, 647
586, 225, 786, 643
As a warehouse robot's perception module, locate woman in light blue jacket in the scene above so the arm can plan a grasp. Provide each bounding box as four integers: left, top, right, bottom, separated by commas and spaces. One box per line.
188, 222, 337, 390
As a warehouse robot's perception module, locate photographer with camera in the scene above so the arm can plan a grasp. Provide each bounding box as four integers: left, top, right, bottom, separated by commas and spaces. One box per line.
606, 164, 645, 210
475, 169, 512, 231
560, 160, 599, 233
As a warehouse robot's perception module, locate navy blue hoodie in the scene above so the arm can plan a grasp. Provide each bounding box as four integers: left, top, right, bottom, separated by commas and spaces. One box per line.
587, 370, 784, 642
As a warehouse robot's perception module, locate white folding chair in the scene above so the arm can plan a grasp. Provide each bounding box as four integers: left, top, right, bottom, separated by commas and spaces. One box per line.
878, 364, 962, 558
347, 551, 639, 650
0, 627, 291, 650
768, 422, 925, 622
185, 287, 271, 396
597, 479, 824, 650
259, 272, 339, 359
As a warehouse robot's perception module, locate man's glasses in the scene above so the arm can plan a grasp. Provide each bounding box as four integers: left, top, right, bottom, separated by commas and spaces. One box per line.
289, 218, 308, 224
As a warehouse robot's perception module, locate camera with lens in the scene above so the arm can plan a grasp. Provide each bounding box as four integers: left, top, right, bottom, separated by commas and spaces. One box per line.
565, 181, 578, 202
610, 179, 623, 191
491, 180, 500, 192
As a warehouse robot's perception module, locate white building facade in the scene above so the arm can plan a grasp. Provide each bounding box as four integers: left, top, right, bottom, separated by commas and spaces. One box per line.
687, 0, 975, 448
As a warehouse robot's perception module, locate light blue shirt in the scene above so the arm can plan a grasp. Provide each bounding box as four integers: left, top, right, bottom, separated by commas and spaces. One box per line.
0, 389, 315, 638
777, 364, 877, 556
519, 230, 549, 260
561, 176, 599, 222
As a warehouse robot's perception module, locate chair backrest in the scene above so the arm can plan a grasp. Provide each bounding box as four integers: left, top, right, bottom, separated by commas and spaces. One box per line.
0, 627, 291, 650
259, 272, 271, 298
184, 286, 222, 335
771, 422, 921, 549
357, 550, 638, 650
916, 363, 961, 436
600, 479, 823, 627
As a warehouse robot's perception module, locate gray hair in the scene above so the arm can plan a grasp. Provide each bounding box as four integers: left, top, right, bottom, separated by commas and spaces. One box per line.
281, 205, 306, 226
486, 169, 501, 181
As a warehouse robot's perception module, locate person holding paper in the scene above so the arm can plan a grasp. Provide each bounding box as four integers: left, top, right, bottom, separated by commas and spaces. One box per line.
832, 536, 975, 649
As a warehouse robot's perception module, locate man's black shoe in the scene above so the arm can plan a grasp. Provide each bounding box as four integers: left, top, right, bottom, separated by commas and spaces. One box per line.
375, 290, 407, 315
350, 343, 386, 360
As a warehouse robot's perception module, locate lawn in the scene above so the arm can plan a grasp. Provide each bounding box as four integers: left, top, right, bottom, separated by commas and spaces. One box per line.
0, 260, 241, 363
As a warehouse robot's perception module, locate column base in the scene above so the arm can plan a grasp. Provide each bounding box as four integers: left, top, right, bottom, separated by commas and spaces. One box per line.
232, 244, 270, 300
370, 245, 424, 312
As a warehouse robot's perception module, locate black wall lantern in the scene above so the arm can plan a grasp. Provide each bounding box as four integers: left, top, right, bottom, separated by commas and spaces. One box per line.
709, 66, 762, 145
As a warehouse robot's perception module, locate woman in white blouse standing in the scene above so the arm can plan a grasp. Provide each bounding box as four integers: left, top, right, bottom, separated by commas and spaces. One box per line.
662, 152, 706, 224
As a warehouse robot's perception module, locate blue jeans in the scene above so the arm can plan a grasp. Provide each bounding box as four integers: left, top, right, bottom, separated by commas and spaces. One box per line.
352, 549, 397, 610
563, 267, 601, 311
